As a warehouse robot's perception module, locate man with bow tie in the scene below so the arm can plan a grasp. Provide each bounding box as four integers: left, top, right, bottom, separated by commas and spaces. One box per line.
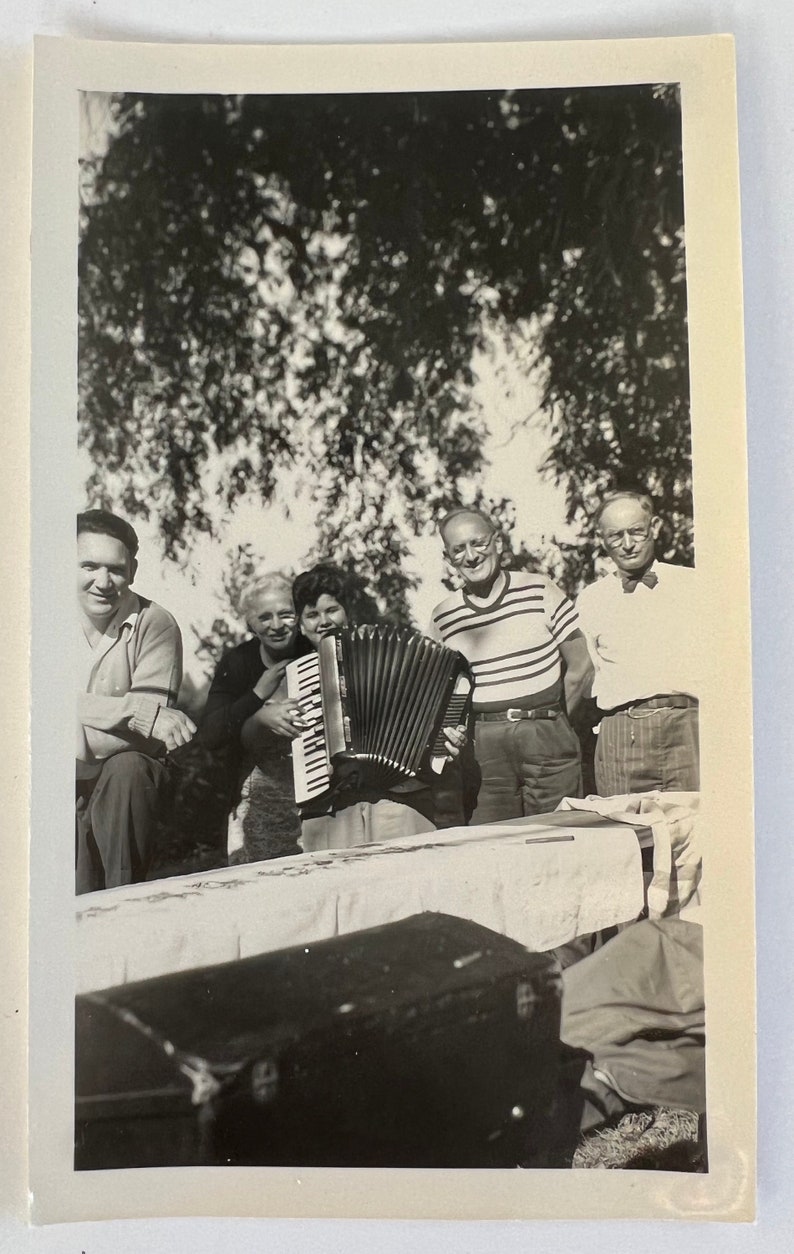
576, 491, 700, 796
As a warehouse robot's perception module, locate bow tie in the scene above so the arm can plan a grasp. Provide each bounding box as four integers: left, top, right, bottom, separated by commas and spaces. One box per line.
622, 570, 659, 594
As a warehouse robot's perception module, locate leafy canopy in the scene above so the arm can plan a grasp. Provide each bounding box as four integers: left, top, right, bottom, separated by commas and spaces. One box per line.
79, 84, 690, 618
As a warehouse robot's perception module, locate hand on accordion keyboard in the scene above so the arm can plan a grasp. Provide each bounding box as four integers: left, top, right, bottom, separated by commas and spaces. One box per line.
257, 697, 309, 739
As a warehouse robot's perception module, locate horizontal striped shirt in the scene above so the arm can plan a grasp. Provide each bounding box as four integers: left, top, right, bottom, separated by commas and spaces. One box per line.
429, 571, 579, 711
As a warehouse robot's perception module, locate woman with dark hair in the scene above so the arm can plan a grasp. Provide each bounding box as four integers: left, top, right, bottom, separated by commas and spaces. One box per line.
290, 563, 468, 852
292, 563, 380, 649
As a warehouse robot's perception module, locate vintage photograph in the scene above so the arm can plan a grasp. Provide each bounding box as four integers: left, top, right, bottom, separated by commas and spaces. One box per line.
73, 80, 705, 1174
26, 33, 753, 1224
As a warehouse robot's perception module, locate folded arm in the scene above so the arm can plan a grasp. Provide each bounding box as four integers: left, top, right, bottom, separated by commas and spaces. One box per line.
78, 615, 185, 761
200, 655, 290, 750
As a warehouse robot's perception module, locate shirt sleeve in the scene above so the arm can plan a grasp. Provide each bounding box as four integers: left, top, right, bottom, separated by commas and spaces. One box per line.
199, 646, 266, 750
77, 607, 183, 761
426, 609, 444, 643
545, 579, 579, 644
78, 691, 162, 738
574, 585, 596, 654
128, 611, 183, 707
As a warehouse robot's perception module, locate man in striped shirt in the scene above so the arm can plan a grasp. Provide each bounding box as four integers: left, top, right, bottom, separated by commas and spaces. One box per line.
429, 507, 592, 823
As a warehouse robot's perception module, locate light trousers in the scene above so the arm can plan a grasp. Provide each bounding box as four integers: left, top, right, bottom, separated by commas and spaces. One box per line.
300, 799, 436, 853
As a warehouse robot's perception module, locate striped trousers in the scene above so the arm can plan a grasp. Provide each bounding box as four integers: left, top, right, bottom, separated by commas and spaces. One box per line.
594, 705, 699, 797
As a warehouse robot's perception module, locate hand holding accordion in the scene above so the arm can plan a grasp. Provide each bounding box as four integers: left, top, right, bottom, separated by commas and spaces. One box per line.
286, 625, 473, 805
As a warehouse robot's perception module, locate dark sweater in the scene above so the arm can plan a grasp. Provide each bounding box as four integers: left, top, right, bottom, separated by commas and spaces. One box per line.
199, 636, 269, 755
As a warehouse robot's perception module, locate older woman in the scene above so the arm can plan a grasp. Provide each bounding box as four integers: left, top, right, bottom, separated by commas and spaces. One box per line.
197, 571, 307, 861
290, 563, 467, 853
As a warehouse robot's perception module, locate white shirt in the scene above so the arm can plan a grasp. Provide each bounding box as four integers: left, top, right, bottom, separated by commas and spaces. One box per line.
576, 561, 701, 711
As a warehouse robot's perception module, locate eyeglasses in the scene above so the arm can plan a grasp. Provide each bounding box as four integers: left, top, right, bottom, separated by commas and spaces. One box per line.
601, 527, 652, 549
447, 537, 495, 565
258, 612, 296, 624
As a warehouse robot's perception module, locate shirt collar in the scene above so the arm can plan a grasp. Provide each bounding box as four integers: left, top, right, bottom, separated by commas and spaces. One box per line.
81, 590, 140, 646
115, 589, 141, 633
463, 568, 509, 610
611, 558, 659, 582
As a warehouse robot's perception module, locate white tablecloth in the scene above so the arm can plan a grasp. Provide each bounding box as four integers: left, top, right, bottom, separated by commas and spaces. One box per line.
75, 815, 645, 994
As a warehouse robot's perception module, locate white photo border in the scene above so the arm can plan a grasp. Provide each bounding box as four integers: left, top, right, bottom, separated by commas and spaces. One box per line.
29, 33, 753, 1223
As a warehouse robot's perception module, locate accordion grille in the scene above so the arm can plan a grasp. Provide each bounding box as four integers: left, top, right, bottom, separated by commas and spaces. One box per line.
331, 624, 468, 792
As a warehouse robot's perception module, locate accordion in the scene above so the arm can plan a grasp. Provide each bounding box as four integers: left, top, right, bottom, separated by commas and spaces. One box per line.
286, 625, 473, 805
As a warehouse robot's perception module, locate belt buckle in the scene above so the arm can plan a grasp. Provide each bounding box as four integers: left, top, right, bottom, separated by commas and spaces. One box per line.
506, 708, 523, 722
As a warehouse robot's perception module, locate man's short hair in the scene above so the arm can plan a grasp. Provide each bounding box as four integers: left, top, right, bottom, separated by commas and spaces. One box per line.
438, 506, 497, 546
240, 572, 294, 624
594, 491, 655, 531
77, 509, 139, 562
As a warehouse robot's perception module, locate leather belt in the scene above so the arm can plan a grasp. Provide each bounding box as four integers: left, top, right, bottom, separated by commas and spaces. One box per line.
475, 703, 563, 723
604, 694, 698, 716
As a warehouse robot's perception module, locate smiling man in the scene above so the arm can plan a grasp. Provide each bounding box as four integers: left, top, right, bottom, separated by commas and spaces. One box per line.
429, 507, 591, 822
76, 509, 195, 893
576, 491, 701, 796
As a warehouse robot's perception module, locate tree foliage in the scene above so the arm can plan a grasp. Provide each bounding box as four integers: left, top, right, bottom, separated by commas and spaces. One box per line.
79, 84, 690, 618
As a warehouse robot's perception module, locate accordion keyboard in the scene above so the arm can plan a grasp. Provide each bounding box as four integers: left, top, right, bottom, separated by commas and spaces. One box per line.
286, 653, 332, 804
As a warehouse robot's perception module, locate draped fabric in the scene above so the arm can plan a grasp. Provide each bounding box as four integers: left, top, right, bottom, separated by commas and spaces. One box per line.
76, 817, 644, 993
556, 791, 701, 921
561, 917, 706, 1113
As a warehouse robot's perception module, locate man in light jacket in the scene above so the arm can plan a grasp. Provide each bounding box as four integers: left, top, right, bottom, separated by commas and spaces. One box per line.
76, 509, 195, 893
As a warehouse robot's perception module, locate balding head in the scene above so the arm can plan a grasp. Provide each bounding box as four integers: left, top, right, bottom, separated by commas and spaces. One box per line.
595, 492, 655, 531
438, 506, 497, 547
439, 506, 504, 594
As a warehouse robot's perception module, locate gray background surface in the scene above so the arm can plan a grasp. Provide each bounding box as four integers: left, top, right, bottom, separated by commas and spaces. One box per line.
2, 0, 791, 1249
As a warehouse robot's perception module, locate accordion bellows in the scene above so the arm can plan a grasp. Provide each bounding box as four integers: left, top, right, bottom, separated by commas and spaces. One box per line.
287, 624, 473, 804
